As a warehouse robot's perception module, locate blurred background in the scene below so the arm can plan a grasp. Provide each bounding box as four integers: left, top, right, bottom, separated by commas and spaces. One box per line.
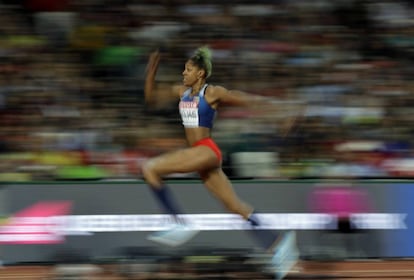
1, 0, 414, 181
2, 2, 414, 278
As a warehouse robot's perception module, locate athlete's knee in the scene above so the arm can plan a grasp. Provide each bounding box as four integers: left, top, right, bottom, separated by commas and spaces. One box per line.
141, 159, 151, 175
141, 159, 159, 181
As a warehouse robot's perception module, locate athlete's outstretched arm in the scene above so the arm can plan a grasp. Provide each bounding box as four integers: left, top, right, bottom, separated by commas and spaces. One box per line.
209, 85, 306, 137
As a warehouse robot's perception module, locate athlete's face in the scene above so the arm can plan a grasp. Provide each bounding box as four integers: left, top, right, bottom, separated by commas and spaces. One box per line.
182, 60, 204, 87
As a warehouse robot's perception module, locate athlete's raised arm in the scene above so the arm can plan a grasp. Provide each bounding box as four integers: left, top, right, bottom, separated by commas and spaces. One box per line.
144, 50, 182, 107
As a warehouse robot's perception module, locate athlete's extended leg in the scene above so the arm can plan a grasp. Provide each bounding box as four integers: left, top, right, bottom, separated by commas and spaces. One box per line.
200, 168, 299, 279
199, 168, 253, 219
200, 168, 279, 248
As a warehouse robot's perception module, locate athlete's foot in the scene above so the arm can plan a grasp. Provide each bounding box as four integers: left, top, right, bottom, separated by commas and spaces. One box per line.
269, 231, 300, 279
147, 224, 200, 247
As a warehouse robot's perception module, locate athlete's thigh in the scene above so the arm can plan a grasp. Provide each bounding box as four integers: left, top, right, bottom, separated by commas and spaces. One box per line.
149, 145, 219, 175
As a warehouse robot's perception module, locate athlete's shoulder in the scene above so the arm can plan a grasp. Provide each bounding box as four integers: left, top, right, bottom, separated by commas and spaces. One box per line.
205, 84, 228, 97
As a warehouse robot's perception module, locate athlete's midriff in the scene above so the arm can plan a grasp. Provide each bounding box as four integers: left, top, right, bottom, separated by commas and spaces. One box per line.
185, 127, 211, 146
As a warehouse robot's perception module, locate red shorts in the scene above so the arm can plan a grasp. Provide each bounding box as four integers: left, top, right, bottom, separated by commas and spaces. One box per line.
193, 138, 222, 163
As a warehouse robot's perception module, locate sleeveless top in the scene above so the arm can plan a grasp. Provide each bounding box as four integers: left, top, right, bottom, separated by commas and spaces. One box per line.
179, 84, 216, 128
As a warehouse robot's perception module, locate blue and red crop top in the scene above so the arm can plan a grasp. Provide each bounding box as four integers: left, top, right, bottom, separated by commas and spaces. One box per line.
179, 84, 216, 128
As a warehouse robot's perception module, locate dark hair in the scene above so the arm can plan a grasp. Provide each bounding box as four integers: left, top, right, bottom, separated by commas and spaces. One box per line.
189, 46, 212, 78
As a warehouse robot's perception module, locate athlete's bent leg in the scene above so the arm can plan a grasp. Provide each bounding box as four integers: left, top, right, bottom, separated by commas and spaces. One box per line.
142, 146, 220, 246
142, 157, 182, 217
142, 147, 219, 187
142, 147, 220, 215
200, 168, 278, 247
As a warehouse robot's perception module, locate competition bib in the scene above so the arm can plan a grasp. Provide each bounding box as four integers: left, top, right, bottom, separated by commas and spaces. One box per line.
179, 100, 199, 127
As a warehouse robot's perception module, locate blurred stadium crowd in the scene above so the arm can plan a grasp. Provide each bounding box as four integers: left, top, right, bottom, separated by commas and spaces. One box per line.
1, 0, 414, 181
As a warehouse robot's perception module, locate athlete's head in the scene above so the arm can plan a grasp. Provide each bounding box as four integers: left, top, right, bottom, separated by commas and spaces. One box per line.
183, 46, 212, 87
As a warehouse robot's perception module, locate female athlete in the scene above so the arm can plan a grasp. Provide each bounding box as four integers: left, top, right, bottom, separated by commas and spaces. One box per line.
142, 46, 300, 279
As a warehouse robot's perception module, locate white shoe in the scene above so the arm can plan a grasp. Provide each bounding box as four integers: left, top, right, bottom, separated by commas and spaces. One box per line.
271, 231, 299, 279
147, 224, 199, 247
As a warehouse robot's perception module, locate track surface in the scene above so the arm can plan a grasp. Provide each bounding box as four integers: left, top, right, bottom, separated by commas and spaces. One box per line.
1, 260, 414, 279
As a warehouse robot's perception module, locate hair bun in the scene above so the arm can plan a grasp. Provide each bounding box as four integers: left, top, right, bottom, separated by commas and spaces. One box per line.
191, 46, 213, 78
196, 46, 212, 60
